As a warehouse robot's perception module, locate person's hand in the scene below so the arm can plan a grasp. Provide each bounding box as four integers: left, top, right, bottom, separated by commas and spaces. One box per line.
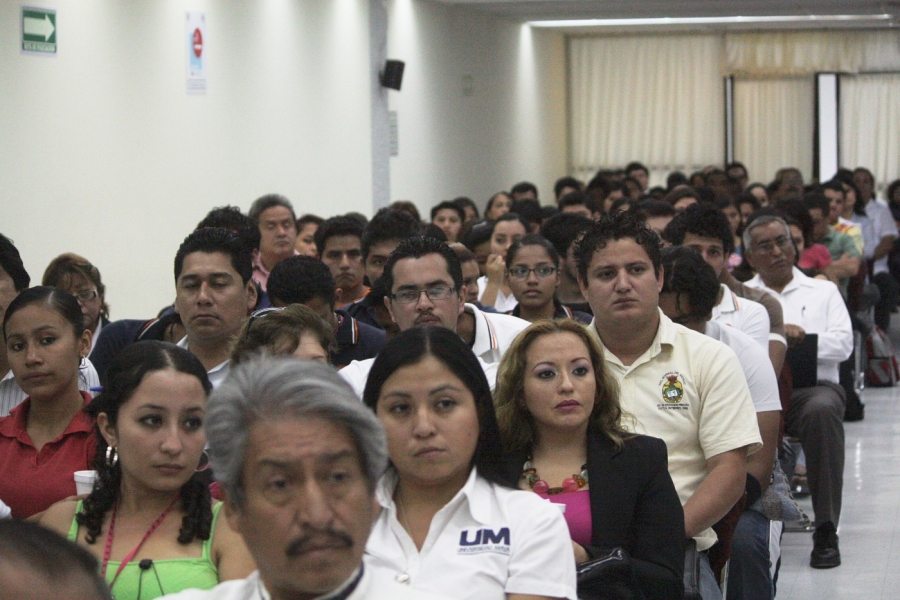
485, 254, 506, 286
573, 541, 590, 564
785, 324, 806, 348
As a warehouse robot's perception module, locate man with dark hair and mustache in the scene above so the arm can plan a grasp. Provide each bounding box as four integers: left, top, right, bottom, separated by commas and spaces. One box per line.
160, 358, 450, 600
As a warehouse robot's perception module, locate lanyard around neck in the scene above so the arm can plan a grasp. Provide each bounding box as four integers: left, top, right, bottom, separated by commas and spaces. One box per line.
100, 497, 179, 588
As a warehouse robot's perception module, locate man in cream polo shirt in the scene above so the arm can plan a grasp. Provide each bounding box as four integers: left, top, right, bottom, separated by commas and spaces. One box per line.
575, 212, 761, 600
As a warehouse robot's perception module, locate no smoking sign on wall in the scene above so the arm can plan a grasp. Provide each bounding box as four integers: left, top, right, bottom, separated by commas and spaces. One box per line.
186, 11, 206, 93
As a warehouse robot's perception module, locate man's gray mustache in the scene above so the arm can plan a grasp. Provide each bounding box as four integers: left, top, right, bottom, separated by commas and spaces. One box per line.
285, 530, 354, 557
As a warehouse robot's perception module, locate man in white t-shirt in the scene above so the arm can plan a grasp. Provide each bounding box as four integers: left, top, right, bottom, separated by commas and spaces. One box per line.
659, 246, 782, 600
340, 237, 527, 396
743, 214, 852, 570
173, 228, 258, 388
160, 358, 450, 600
575, 211, 761, 600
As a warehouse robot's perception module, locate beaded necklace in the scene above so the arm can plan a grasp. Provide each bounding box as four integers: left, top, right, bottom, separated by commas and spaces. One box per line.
522, 459, 588, 495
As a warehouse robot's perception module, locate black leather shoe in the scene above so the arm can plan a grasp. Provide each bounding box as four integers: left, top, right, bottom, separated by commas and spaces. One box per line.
810, 521, 841, 568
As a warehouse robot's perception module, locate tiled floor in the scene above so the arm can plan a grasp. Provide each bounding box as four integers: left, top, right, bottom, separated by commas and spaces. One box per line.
775, 323, 900, 599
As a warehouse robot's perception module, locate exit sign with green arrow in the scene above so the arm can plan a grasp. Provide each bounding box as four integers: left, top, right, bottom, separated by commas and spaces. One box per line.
22, 6, 56, 54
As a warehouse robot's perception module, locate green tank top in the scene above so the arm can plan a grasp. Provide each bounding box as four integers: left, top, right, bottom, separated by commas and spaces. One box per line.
68, 500, 221, 599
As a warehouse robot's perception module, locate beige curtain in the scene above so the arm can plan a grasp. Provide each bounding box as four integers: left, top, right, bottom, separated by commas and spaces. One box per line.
733, 77, 814, 185
569, 35, 724, 186
726, 31, 900, 76
840, 74, 900, 193
567, 31, 897, 187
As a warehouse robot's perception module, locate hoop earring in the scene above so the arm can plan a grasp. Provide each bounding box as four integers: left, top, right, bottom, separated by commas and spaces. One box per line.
105, 446, 118, 467
196, 450, 210, 472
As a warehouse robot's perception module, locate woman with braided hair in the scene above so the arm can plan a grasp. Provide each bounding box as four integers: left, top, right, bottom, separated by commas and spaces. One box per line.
39, 340, 253, 599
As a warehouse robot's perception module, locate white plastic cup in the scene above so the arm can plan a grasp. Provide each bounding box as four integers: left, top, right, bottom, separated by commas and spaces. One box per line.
74, 470, 97, 495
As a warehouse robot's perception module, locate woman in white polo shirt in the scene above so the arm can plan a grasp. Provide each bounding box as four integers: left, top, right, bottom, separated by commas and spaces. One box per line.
362, 326, 577, 600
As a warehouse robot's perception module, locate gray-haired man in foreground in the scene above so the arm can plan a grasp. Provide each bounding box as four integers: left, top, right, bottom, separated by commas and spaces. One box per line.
161, 358, 449, 600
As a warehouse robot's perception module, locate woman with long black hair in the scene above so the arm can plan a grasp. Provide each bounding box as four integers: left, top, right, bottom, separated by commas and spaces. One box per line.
40, 341, 253, 598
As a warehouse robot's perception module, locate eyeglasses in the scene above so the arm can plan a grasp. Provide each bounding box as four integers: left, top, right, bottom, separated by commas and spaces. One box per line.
751, 236, 794, 255
74, 289, 99, 302
390, 286, 456, 304
507, 266, 557, 280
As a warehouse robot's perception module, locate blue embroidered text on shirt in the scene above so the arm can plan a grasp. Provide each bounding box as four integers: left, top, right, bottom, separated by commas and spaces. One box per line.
457, 527, 511, 555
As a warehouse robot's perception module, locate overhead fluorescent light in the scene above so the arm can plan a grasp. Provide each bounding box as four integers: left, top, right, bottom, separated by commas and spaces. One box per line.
528, 14, 894, 27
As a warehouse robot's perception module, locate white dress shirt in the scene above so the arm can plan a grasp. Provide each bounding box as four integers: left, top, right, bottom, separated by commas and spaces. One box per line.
340, 356, 497, 399
366, 468, 577, 600
745, 268, 852, 383
158, 566, 452, 600
865, 200, 899, 275
712, 284, 770, 350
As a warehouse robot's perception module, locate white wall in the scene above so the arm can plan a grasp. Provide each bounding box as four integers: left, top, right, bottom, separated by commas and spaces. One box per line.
1, 0, 374, 318
387, 0, 567, 210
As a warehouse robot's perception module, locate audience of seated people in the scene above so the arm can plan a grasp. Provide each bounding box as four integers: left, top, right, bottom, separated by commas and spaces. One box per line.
3, 162, 900, 600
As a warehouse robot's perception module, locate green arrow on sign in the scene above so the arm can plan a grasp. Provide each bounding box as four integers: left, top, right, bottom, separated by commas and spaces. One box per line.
22, 7, 56, 53
23, 14, 54, 41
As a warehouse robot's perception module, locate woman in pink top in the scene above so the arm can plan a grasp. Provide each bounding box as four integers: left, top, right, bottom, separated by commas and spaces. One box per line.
495, 320, 684, 599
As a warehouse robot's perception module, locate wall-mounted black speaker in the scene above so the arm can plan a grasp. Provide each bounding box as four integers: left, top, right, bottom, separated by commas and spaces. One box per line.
381, 60, 405, 91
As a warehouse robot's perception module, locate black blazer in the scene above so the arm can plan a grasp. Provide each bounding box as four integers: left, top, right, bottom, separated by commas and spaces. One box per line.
502, 430, 684, 600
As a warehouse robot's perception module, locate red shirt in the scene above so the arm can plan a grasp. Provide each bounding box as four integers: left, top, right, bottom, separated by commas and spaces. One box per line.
799, 244, 832, 271
0, 391, 96, 519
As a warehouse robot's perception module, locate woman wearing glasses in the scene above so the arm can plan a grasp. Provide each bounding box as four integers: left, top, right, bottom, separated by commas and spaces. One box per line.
39, 341, 254, 598
43, 253, 110, 357
505, 236, 591, 324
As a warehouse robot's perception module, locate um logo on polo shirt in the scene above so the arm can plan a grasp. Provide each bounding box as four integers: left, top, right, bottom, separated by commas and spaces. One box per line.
457, 527, 511, 555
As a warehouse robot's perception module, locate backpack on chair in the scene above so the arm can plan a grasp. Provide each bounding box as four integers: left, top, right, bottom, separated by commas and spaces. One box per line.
865, 326, 900, 387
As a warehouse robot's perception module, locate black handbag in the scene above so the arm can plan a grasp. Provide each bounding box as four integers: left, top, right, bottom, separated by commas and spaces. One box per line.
576, 547, 645, 600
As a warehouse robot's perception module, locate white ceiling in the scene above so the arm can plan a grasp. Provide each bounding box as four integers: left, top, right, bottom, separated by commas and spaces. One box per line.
433, 0, 900, 31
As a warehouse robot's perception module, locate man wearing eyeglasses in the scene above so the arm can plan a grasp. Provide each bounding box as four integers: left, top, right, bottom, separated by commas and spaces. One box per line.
339, 236, 528, 397
743, 214, 852, 570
